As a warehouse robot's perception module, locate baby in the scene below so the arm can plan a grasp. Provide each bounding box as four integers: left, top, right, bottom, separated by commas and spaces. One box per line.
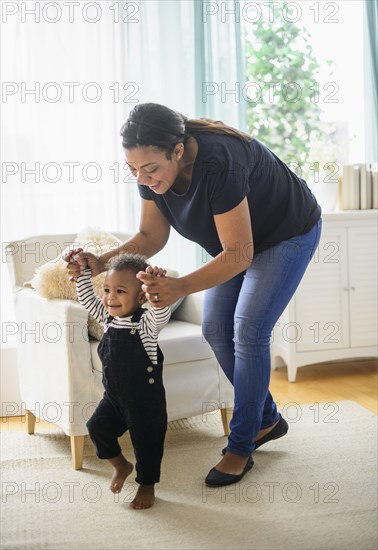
71, 250, 171, 509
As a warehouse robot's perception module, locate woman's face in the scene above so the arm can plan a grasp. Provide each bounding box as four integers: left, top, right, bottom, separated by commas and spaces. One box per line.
125, 145, 183, 195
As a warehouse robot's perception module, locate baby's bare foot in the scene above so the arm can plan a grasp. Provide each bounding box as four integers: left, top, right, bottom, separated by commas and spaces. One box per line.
129, 485, 155, 510
108, 454, 133, 494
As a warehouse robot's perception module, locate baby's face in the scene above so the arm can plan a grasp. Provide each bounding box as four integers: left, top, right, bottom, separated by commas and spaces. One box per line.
102, 269, 145, 317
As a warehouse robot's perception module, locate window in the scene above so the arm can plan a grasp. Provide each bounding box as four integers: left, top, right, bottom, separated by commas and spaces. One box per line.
243, 0, 366, 197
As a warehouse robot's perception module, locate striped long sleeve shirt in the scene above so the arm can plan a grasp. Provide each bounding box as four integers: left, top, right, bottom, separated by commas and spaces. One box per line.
76, 269, 171, 365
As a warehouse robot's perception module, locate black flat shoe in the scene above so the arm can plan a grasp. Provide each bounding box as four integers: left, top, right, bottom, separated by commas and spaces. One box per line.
205, 455, 254, 487
221, 414, 288, 455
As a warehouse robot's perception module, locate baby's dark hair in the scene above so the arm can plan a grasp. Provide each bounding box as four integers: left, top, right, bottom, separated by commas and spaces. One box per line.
105, 253, 149, 275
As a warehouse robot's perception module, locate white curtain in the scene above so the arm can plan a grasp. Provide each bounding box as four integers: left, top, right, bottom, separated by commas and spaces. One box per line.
194, 0, 247, 130
1, 0, 246, 323
1, 2, 130, 323
1, 3, 132, 241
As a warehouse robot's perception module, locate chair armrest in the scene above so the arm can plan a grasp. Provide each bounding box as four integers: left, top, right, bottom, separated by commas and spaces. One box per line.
171, 291, 205, 325
13, 289, 94, 435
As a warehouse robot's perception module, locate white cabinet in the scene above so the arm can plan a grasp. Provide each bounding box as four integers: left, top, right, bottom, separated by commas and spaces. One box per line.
271, 210, 378, 382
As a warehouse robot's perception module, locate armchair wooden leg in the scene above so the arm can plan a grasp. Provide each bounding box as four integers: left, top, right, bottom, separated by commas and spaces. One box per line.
70, 436, 85, 470
220, 407, 233, 436
26, 410, 36, 435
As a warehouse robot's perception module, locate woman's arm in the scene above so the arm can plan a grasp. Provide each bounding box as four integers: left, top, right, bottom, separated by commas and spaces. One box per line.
100, 199, 171, 266
65, 199, 171, 278
137, 198, 253, 305
181, 197, 253, 293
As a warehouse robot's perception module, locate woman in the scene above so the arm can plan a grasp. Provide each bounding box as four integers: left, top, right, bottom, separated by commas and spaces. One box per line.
67, 102, 322, 487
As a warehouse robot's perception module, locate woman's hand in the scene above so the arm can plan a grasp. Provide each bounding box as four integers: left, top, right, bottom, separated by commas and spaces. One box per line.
136, 270, 184, 307
62, 248, 104, 281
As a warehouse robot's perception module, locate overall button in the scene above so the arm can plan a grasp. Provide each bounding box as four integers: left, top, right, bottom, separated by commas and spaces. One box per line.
130, 328, 136, 334
148, 378, 155, 384
147, 366, 153, 372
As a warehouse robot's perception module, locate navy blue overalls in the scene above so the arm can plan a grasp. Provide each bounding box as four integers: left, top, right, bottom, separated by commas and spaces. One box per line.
86, 307, 167, 485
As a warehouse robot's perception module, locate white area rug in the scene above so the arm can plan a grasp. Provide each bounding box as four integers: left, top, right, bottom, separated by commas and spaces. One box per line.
1, 401, 377, 550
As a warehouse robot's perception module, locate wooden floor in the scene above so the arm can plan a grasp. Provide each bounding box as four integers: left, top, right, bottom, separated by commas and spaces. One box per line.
270, 358, 377, 414
1, 359, 377, 432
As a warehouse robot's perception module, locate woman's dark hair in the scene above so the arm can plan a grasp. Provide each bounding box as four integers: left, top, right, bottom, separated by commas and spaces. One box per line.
120, 103, 252, 158
105, 253, 149, 276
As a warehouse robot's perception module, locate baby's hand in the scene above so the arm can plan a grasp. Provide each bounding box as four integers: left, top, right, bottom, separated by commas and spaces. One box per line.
145, 265, 167, 278
63, 247, 90, 280
63, 247, 82, 263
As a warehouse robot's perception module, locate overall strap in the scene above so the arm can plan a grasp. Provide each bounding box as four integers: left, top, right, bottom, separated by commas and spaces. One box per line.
131, 307, 147, 324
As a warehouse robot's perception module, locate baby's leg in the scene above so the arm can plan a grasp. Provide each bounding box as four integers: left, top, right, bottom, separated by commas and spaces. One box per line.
108, 453, 133, 494
86, 395, 133, 494
128, 408, 167, 509
130, 484, 155, 510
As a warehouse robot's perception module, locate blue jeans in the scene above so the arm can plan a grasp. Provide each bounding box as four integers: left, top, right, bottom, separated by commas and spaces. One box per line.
202, 218, 322, 457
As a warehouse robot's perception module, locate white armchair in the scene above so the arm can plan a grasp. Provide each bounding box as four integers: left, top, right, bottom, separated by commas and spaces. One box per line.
6, 233, 234, 469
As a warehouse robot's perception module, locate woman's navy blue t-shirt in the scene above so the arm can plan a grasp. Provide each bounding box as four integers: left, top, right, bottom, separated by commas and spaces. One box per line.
137, 132, 321, 257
